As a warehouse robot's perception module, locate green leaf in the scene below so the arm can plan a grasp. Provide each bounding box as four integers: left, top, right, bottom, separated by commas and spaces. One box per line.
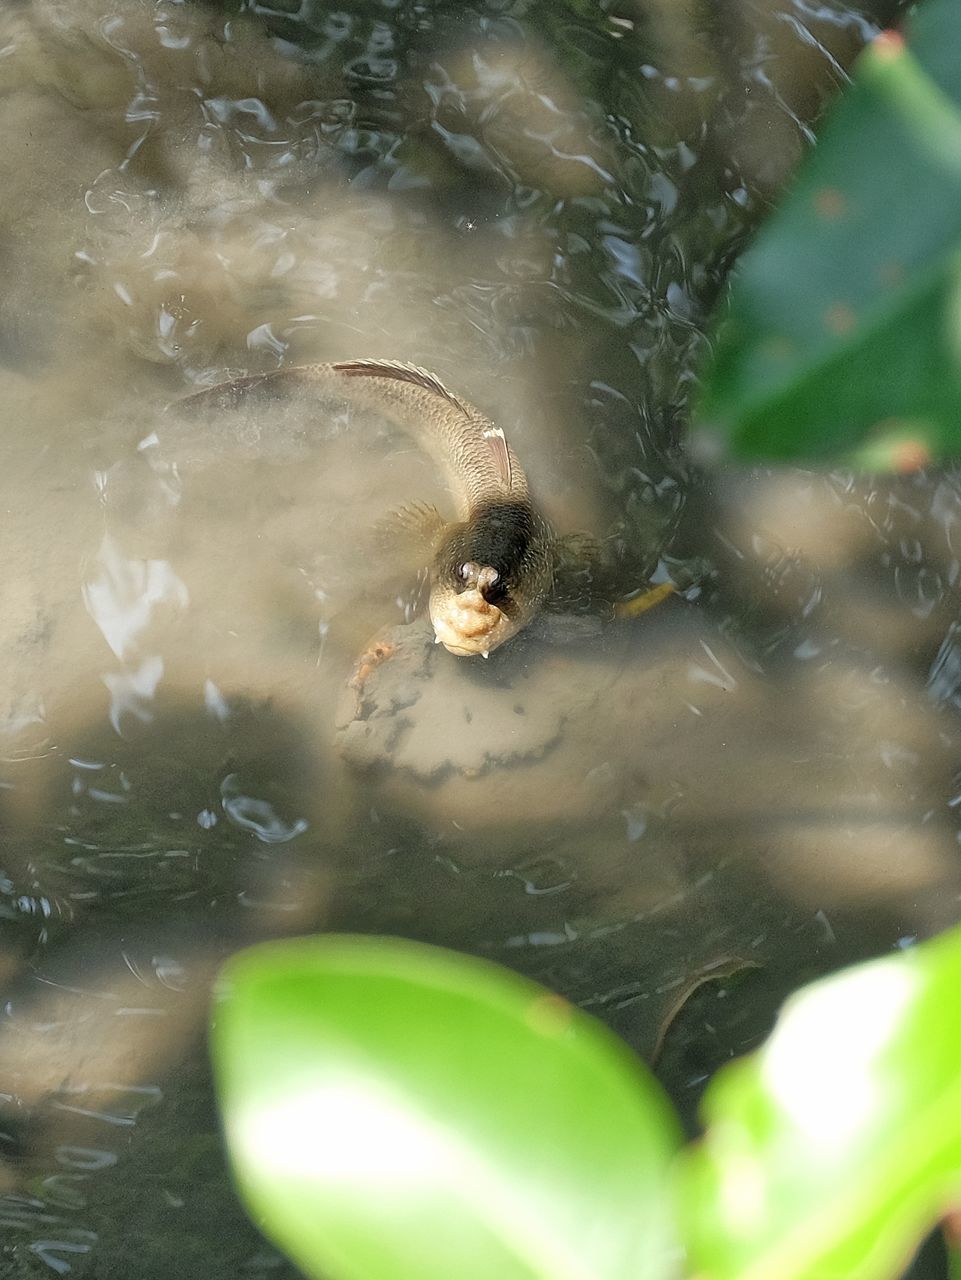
211, 935, 682, 1280
695, 0, 961, 463
676, 925, 961, 1280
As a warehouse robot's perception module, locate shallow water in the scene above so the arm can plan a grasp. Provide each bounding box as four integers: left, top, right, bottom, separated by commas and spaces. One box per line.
0, 0, 954, 1276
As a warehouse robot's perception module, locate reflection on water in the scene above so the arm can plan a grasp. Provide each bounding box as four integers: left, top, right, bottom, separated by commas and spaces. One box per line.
0, 0, 949, 1276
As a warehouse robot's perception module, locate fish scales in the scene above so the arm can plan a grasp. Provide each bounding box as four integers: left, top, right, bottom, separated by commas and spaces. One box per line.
176, 359, 555, 657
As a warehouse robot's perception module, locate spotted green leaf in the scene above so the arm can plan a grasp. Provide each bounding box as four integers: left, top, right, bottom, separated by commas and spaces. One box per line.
696, 0, 961, 466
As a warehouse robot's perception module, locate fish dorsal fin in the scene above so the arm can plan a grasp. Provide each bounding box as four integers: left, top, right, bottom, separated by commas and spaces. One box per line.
333, 359, 466, 413
482, 424, 513, 491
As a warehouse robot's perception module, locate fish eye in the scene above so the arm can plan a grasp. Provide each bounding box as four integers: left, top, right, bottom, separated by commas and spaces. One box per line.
477, 567, 506, 604
458, 562, 474, 583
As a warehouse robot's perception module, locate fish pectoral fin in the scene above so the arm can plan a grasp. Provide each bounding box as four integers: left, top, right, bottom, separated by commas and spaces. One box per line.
393, 500, 447, 541
550, 530, 616, 609
376, 501, 447, 557
554, 530, 603, 567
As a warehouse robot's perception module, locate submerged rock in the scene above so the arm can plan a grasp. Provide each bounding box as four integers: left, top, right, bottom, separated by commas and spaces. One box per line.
338, 620, 573, 780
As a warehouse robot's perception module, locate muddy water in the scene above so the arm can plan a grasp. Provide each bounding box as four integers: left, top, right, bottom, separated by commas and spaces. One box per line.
0, 1, 952, 1277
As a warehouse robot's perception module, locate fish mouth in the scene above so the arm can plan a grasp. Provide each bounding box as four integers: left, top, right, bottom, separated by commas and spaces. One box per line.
429, 588, 512, 658
441, 641, 487, 658
432, 619, 501, 658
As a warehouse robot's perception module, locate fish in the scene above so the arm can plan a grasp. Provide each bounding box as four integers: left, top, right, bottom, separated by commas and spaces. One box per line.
174, 359, 556, 657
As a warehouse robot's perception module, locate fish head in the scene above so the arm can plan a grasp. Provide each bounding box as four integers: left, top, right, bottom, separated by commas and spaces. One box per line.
428, 561, 520, 657
429, 506, 553, 657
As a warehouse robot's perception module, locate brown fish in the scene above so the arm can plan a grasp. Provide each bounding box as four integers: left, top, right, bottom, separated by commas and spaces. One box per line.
176, 359, 556, 657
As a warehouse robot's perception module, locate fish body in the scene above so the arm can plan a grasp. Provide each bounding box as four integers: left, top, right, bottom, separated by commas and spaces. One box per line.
176, 359, 555, 657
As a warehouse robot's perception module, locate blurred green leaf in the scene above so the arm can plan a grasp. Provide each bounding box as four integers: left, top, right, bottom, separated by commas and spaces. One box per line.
211, 934, 682, 1280
695, 0, 961, 463
676, 925, 961, 1280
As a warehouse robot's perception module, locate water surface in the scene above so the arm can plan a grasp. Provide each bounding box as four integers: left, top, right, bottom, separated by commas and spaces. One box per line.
0, 1, 953, 1276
